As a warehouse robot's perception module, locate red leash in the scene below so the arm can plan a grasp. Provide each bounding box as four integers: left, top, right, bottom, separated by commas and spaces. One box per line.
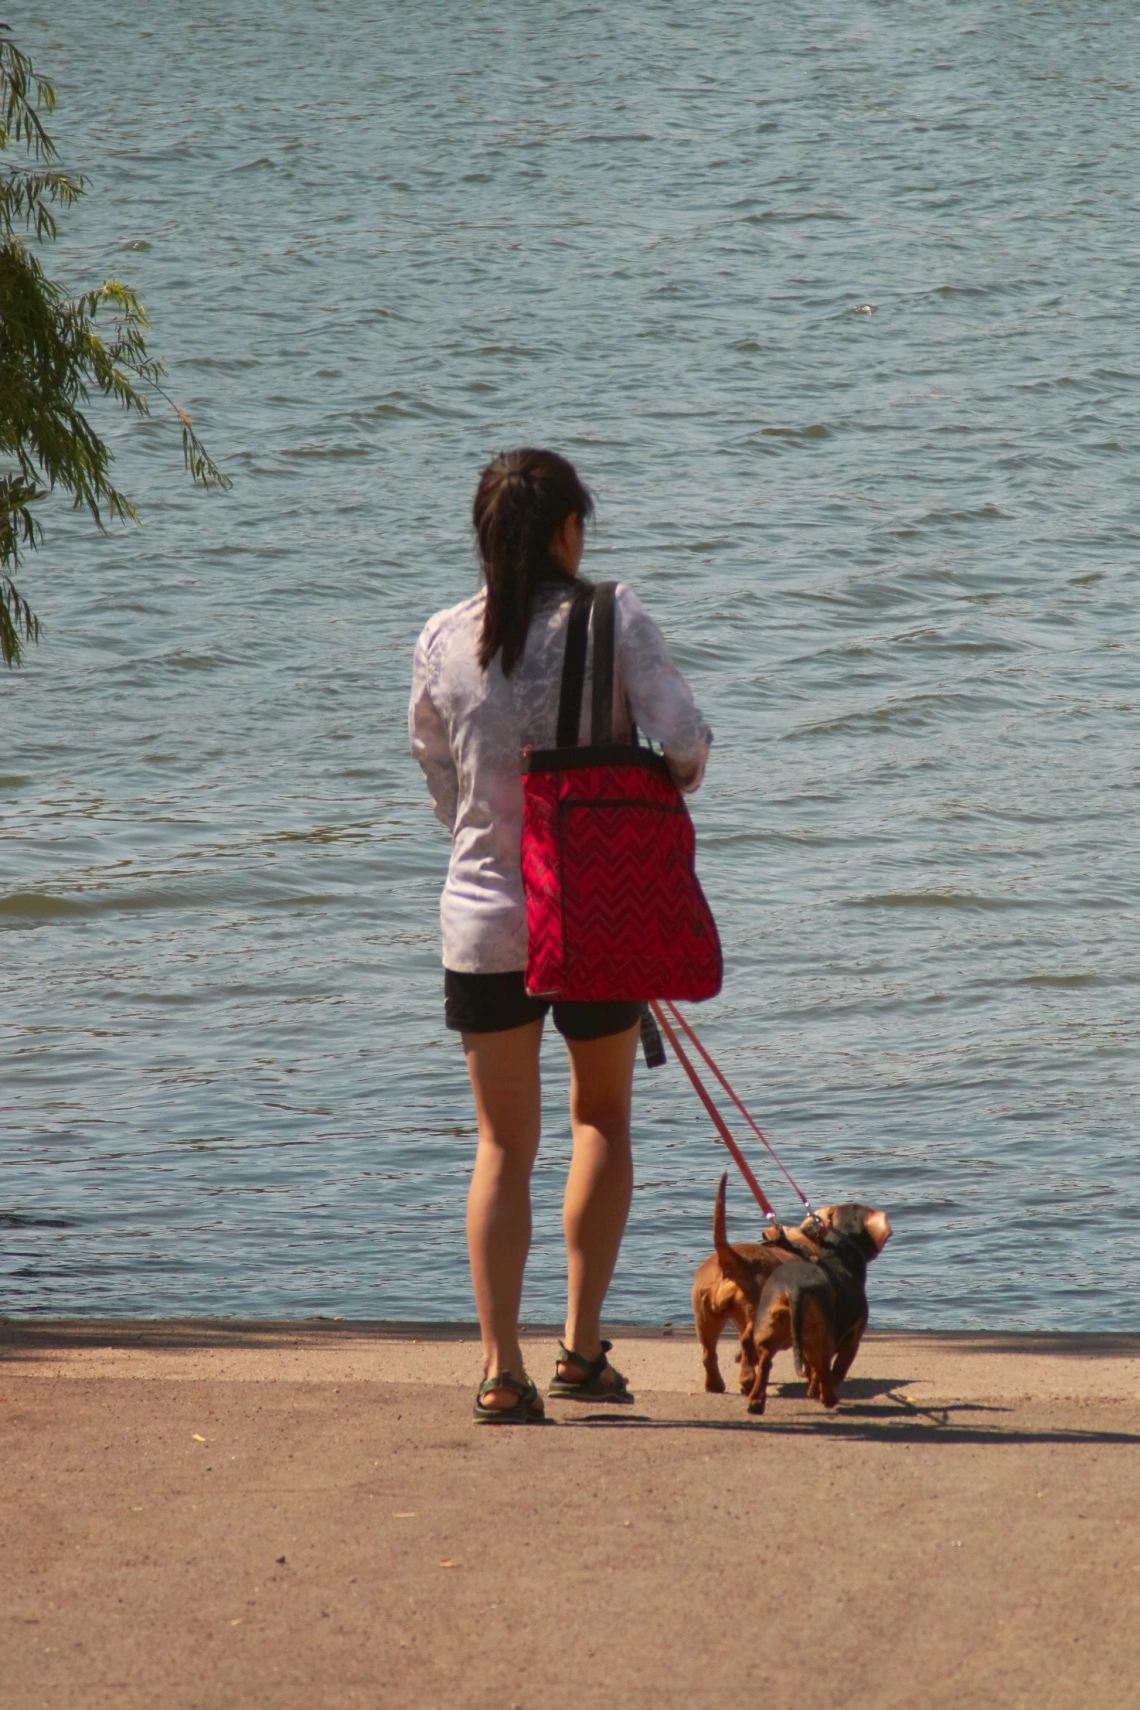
648, 999, 815, 1222
648, 1000, 777, 1220
661, 1000, 814, 1216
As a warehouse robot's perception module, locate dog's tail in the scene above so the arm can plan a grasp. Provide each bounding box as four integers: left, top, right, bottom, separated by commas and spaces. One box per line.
713, 1172, 750, 1285
790, 1287, 807, 1378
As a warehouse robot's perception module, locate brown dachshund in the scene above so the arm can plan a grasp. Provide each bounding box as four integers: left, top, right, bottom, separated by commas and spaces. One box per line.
692, 1174, 829, 1394
744, 1203, 892, 1415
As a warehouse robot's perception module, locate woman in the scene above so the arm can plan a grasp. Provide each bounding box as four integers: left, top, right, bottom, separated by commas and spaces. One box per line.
409, 449, 711, 1422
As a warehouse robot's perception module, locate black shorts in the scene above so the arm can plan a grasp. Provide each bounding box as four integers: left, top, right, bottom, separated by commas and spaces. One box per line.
444, 969, 642, 1041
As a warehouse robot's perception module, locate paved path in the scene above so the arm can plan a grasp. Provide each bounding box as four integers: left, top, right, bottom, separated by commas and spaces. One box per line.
4, 1321, 1139, 1710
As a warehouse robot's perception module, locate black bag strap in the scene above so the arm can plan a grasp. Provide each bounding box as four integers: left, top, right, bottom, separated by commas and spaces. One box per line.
590, 582, 616, 745
554, 580, 638, 750
555, 583, 595, 748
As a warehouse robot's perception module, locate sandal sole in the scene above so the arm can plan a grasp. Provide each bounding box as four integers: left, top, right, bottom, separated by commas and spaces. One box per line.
547, 1383, 634, 1404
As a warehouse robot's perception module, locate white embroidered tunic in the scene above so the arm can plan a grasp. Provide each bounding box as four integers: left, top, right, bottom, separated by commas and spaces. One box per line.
409, 580, 712, 973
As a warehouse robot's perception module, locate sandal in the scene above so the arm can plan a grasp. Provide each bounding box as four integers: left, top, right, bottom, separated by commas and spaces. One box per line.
472, 1371, 546, 1426
548, 1340, 634, 1404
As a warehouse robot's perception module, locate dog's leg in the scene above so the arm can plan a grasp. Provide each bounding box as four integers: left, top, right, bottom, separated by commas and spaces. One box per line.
738, 1321, 760, 1396
746, 1348, 773, 1416
728, 1299, 757, 1393
693, 1294, 730, 1394
828, 1317, 867, 1393
701, 1325, 728, 1394
746, 1300, 789, 1415
800, 1296, 838, 1409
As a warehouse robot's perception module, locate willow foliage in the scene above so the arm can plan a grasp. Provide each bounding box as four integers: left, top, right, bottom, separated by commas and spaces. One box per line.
1, 27, 229, 666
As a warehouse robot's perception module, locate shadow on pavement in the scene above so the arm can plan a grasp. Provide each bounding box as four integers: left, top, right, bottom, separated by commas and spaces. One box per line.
560, 1395, 1140, 1447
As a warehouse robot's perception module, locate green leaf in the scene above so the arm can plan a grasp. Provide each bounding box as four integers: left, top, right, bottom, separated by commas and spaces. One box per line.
1, 26, 230, 666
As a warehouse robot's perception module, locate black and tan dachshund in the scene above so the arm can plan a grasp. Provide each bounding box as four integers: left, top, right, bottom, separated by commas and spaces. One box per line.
743, 1203, 892, 1415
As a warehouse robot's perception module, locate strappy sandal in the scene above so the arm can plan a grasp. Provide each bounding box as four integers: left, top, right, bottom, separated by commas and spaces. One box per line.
548, 1340, 634, 1404
472, 1371, 545, 1426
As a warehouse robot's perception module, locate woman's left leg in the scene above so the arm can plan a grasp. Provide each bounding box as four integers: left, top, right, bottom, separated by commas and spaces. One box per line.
463, 1020, 544, 1411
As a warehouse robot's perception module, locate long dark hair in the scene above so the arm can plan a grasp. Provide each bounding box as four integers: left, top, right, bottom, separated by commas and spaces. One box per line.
473, 448, 594, 676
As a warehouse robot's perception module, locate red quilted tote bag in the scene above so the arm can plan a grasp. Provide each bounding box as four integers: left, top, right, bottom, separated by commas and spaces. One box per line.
521, 582, 722, 1003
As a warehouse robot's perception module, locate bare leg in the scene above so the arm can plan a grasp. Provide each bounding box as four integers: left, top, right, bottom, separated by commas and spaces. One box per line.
558, 1022, 639, 1387
463, 1021, 543, 1411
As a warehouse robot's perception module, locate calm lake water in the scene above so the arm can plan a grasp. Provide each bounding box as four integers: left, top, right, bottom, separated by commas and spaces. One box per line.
4, 1, 1138, 1330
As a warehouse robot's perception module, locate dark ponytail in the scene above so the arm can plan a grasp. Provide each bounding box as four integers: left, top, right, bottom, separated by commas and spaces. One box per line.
473, 448, 594, 676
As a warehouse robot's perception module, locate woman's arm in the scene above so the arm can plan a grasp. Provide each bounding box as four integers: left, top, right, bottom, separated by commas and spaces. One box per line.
409, 629, 459, 830
615, 585, 712, 792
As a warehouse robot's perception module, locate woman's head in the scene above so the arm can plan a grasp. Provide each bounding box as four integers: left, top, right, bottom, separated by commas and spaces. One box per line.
473, 448, 594, 675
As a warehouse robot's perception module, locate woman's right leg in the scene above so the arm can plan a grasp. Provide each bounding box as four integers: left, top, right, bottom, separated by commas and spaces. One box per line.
558, 1020, 639, 1386
463, 1020, 543, 1409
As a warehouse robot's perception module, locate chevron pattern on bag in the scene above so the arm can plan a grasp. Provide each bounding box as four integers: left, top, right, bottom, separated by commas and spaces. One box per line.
520, 773, 565, 994
522, 759, 722, 1002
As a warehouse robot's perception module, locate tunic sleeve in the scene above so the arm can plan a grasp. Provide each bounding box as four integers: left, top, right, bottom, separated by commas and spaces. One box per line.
409, 627, 459, 831
615, 585, 712, 793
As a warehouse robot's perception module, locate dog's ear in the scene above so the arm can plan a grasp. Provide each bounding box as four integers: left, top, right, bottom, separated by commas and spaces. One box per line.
864, 1209, 892, 1252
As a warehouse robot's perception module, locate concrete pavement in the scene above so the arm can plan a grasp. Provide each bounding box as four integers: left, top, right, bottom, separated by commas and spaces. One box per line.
4, 1320, 1139, 1710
